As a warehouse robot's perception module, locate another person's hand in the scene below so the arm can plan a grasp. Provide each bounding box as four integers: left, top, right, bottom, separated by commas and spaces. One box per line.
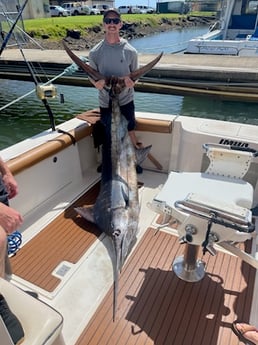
2, 173, 18, 199
0, 203, 23, 234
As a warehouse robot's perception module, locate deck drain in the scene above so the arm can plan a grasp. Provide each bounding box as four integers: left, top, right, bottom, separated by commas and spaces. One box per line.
53, 262, 72, 278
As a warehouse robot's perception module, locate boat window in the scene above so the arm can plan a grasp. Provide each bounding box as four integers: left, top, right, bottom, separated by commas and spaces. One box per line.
229, 14, 257, 29
247, 1, 258, 13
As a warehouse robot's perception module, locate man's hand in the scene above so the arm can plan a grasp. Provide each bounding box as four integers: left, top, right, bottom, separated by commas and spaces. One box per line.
124, 76, 135, 88
0, 203, 23, 234
2, 173, 18, 199
91, 78, 106, 90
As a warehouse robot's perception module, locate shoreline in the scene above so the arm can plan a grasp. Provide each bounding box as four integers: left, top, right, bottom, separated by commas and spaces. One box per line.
26, 15, 214, 51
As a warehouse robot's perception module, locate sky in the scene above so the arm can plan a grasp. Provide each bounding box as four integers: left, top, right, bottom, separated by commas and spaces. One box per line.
114, 0, 157, 9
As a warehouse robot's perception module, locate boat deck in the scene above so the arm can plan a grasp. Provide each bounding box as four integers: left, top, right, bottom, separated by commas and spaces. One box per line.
76, 230, 254, 345
10, 183, 101, 293
9, 170, 257, 345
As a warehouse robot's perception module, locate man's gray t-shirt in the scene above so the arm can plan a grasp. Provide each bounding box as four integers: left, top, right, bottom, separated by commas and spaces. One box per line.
89, 38, 138, 107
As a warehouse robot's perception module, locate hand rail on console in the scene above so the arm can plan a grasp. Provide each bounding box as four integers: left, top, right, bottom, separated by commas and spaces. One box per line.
175, 193, 255, 233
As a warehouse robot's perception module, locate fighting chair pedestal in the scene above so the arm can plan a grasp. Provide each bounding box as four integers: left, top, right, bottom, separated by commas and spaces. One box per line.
173, 243, 205, 282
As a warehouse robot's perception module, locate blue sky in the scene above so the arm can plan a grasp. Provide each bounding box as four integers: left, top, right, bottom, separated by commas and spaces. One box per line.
115, 0, 157, 9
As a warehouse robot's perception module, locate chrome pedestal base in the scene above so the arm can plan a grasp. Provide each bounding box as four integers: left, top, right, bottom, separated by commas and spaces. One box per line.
172, 244, 205, 282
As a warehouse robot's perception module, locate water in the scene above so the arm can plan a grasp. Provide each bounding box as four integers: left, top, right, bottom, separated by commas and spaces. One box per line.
0, 26, 258, 150
130, 26, 207, 53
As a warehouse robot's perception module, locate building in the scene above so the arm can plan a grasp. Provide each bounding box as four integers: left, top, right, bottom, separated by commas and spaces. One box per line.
156, 1, 190, 14
156, 0, 219, 14
189, 0, 219, 12
0, 0, 50, 19
0, 0, 114, 20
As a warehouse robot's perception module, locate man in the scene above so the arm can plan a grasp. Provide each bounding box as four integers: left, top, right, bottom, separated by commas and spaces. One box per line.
0, 156, 24, 344
88, 8, 140, 149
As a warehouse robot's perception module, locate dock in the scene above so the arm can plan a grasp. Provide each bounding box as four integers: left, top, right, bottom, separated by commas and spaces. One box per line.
2, 49, 258, 102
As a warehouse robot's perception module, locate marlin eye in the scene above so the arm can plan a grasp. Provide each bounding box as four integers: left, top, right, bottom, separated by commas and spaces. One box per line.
113, 229, 121, 237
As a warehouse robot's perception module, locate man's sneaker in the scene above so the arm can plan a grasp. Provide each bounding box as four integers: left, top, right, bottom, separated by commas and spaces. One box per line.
136, 164, 143, 174
0, 294, 24, 344
7, 231, 22, 256
97, 164, 102, 173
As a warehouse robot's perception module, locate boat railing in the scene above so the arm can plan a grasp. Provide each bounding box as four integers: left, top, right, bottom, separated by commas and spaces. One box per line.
195, 42, 239, 55
6, 115, 173, 176
194, 40, 258, 55
7, 123, 92, 175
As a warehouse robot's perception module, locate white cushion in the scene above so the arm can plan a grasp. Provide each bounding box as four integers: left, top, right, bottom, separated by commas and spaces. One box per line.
154, 171, 253, 211
0, 278, 63, 345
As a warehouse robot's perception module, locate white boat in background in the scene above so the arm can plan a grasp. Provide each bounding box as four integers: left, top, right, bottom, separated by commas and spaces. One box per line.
0, 109, 258, 344
186, 0, 258, 56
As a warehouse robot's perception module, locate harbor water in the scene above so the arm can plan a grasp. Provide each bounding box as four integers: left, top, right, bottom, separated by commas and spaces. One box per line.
0, 26, 258, 150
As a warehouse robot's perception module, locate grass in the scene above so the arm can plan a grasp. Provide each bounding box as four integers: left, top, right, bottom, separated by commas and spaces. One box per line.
23, 12, 215, 40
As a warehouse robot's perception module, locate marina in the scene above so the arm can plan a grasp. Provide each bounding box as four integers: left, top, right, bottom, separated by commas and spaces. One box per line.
2, 48, 258, 102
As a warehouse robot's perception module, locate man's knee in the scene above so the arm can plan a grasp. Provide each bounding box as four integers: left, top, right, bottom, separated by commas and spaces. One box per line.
0, 227, 7, 248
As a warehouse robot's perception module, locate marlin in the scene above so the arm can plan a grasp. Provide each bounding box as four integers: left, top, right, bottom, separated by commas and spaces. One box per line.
63, 41, 163, 320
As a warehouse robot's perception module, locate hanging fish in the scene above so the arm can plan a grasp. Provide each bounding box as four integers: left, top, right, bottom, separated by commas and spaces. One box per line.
63, 41, 163, 320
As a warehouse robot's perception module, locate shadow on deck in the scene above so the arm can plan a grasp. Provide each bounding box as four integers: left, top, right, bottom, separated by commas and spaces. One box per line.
76, 229, 254, 345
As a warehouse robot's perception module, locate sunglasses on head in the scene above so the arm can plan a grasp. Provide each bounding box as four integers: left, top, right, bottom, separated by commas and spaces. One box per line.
104, 17, 121, 24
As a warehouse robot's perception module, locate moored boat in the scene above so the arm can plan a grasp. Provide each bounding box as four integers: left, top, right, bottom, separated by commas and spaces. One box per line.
186, 0, 258, 56
0, 109, 258, 344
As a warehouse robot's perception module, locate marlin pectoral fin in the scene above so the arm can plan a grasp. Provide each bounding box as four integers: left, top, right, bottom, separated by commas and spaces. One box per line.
135, 145, 152, 165
74, 206, 95, 223
63, 40, 104, 81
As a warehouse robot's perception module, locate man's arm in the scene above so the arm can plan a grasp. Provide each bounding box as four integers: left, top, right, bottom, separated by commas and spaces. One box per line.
0, 157, 23, 233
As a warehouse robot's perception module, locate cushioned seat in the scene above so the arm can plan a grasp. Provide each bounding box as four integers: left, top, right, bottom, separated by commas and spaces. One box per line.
0, 278, 63, 345
152, 171, 254, 245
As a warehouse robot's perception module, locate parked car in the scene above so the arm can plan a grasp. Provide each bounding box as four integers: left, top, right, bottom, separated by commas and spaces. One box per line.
62, 2, 90, 15
136, 5, 155, 13
92, 4, 110, 14
88, 7, 101, 15
118, 5, 141, 14
50, 5, 69, 17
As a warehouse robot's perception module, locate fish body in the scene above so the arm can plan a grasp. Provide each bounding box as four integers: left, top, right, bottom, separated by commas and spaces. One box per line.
88, 92, 142, 320
63, 41, 163, 320
94, 95, 140, 262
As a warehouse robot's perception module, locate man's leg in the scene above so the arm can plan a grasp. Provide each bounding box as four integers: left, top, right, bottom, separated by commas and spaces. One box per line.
120, 101, 139, 147
128, 130, 140, 148
0, 227, 7, 278
0, 177, 12, 278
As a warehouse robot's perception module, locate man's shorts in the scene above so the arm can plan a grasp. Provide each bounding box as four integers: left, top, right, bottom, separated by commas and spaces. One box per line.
100, 100, 136, 132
